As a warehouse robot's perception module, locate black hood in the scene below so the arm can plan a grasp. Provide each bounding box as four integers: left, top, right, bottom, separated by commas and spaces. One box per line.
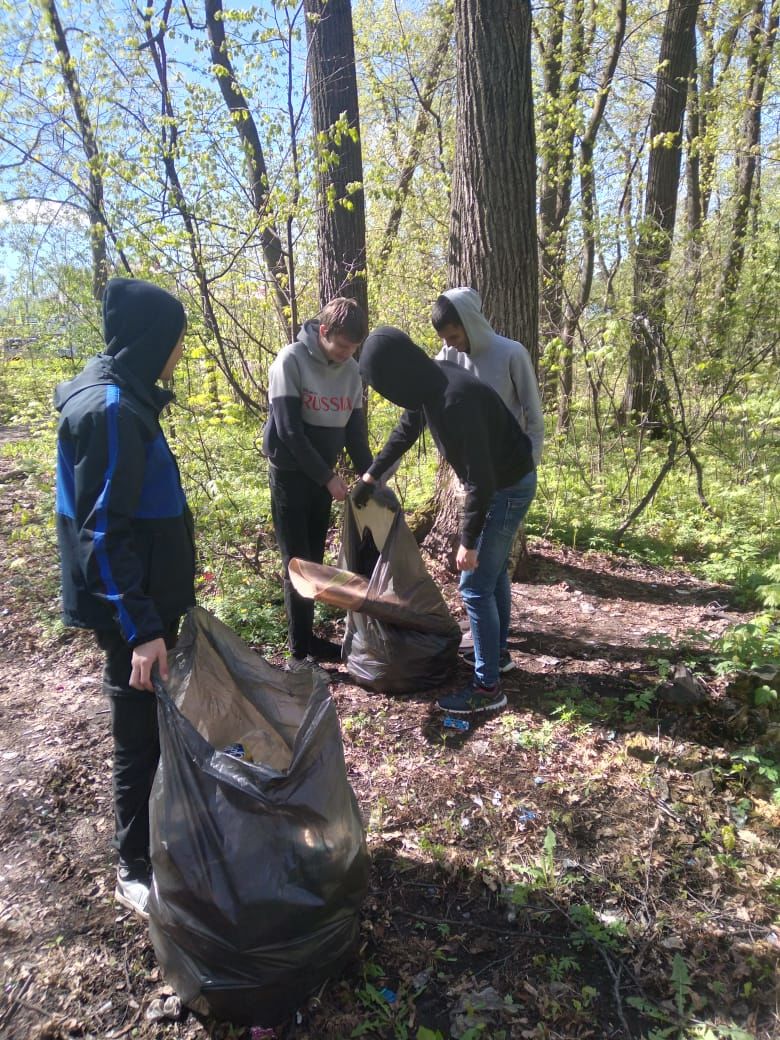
359, 326, 446, 410
102, 277, 186, 386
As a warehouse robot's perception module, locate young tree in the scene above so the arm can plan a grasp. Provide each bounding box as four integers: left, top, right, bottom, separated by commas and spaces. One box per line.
205, 0, 296, 338
557, 0, 627, 431
622, 0, 699, 426
717, 0, 779, 321
303, 0, 368, 314
372, 2, 453, 281
536, 0, 585, 402
40, 0, 108, 300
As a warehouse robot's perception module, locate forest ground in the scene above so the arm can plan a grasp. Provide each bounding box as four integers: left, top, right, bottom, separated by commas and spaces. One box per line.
0, 425, 778, 1040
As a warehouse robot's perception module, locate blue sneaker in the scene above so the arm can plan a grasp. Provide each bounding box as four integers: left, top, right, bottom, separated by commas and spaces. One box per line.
436, 679, 506, 716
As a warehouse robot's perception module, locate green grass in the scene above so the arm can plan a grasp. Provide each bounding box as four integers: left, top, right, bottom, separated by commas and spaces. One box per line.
2, 357, 778, 648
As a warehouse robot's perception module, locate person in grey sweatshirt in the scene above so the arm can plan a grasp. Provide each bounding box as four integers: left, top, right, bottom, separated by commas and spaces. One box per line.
432, 287, 544, 467
263, 298, 373, 673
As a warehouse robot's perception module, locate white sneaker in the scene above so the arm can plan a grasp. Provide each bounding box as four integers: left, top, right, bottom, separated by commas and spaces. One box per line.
115, 862, 151, 919
284, 655, 331, 684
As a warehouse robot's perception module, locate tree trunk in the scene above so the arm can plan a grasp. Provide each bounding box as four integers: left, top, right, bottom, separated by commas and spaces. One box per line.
41, 0, 108, 300
304, 0, 368, 316
429, 0, 537, 575
447, 0, 537, 361
205, 0, 293, 339
537, 0, 585, 404
374, 7, 453, 281
717, 0, 778, 318
684, 35, 703, 264
557, 0, 627, 432
142, 4, 265, 414
621, 0, 699, 426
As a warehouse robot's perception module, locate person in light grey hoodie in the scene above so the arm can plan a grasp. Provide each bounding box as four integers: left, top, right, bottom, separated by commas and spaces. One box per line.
432, 287, 544, 467
263, 298, 373, 673
432, 287, 544, 674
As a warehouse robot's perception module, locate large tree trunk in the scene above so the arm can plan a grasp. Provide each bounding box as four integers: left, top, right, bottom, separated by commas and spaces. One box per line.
429, 0, 537, 577
621, 0, 699, 427
304, 0, 368, 316
447, 0, 537, 360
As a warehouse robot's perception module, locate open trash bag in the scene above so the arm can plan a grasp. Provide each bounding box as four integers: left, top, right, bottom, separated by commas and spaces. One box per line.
147, 606, 368, 1026
289, 489, 460, 694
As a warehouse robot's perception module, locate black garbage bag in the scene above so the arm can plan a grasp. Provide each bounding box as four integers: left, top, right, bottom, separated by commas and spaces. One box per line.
340, 489, 460, 694
147, 606, 368, 1026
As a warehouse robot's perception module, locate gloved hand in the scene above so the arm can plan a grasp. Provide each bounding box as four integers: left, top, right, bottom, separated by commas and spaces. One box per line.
351, 478, 376, 509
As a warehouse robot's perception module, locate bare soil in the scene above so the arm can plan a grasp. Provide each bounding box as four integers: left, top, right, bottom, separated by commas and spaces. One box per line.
1, 430, 778, 1040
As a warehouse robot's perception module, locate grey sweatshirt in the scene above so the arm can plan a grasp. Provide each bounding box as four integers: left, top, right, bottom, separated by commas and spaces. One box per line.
262, 320, 372, 484
435, 287, 544, 465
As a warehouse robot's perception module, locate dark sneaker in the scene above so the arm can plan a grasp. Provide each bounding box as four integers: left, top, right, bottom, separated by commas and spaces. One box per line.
460, 649, 515, 673
309, 636, 342, 662
285, 655, 331, 684
437, 679, 507, 716
115, 860, 151, 920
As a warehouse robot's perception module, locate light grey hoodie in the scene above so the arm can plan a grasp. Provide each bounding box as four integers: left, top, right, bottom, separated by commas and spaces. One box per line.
435, 287, 544, 465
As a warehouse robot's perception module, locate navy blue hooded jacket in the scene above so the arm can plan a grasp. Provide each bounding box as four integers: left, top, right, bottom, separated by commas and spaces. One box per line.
54, 278, 196, 646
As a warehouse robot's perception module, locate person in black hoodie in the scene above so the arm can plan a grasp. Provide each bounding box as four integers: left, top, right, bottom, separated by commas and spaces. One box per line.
55, 277, 195, 918
354, 327, 537, 716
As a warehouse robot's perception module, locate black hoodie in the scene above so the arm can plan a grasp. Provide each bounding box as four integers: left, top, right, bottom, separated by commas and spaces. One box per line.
54, 278, 195, 645
360, 327, 534, 548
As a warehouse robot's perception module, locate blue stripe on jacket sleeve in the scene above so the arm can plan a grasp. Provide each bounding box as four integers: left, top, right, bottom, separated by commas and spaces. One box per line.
55, 440, 76, 518
93, 386, 138, 644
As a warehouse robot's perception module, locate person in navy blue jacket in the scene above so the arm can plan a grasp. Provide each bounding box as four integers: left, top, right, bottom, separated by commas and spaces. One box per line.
55, 277, 195, 918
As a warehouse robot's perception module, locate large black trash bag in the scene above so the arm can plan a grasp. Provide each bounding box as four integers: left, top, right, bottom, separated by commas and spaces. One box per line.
341, 489, 461, 694
147, 606, 368, 1026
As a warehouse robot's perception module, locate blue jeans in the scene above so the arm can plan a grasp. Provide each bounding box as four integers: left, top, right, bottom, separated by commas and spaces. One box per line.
459, 470, 537, 687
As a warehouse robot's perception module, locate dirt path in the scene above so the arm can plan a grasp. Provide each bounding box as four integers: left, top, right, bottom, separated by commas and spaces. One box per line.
1, 432, 778, 1040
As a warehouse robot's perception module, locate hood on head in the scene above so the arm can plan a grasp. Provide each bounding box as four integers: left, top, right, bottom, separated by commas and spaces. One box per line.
103, 278, 186, 385
443, 287, 495, 356
359, 326, 446, 410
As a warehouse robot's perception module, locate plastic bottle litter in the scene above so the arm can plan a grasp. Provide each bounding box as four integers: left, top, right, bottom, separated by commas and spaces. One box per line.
443, 716, 470, 732
222, 743, 247, 760
378, 987, 397, 1004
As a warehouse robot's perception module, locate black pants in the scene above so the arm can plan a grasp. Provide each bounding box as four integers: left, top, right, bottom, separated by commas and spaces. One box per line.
96, 622, 179, 866
269, 466, 333, 658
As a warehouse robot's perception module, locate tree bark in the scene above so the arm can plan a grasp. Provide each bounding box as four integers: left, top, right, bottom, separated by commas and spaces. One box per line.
537, 0, 585, 404
558, 0, 627, 432
304, 0, 368, 316
374, 7, 453, 280
142, 2, 265, 413
447, 0, 537, 361
684, 34, 703, 263
205, 0, 293, 339
429, 0, 537, 576
40, 0, 108, 300
717, 0, 779, 317
621, 0, 699, 426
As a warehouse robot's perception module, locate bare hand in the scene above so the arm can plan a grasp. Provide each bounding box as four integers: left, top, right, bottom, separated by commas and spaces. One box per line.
130, 637, 169, 691
326, 474, 348, 501
456, 545, 479, 572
